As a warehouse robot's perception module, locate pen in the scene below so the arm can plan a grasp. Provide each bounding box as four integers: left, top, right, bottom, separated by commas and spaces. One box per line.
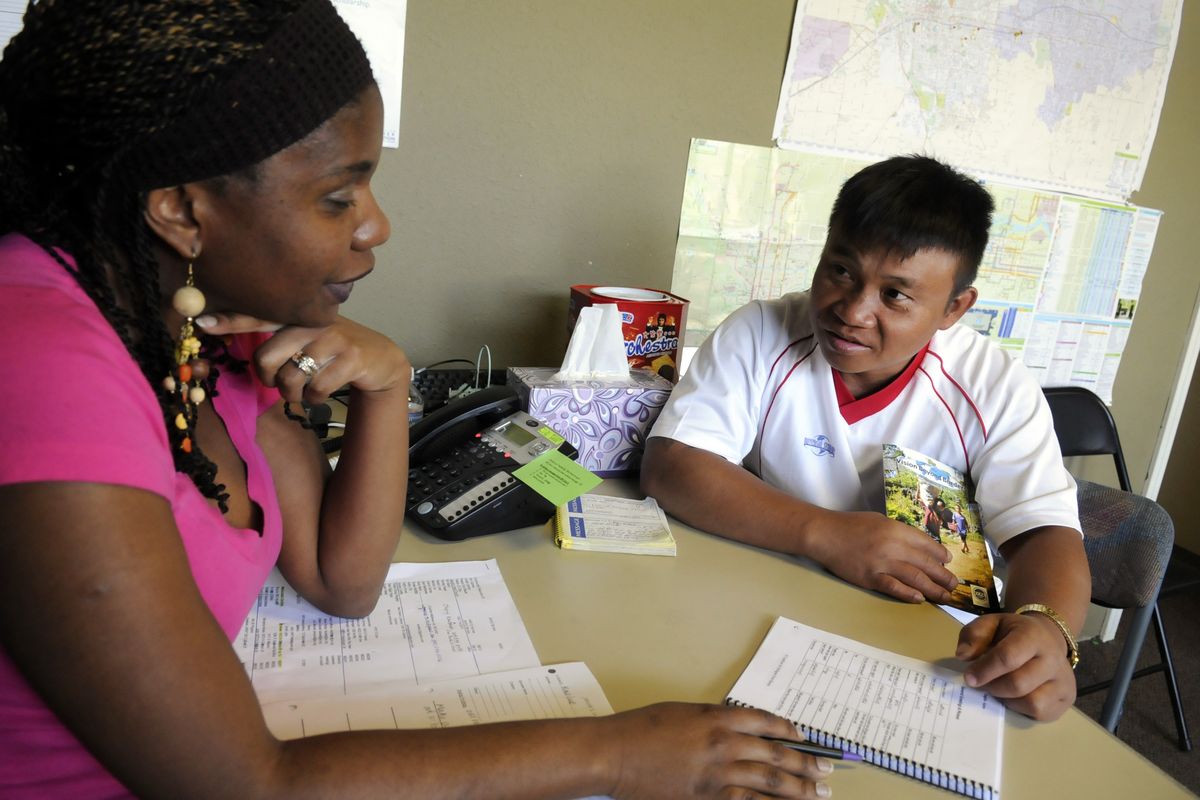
762, 737, 863, 762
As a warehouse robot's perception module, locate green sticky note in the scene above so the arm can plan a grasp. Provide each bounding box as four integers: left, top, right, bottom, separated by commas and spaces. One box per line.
513, 450, 602, 506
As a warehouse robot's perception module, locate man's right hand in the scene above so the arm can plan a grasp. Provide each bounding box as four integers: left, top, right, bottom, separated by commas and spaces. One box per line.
643, 438, 957, 604
804, 510, 958, 604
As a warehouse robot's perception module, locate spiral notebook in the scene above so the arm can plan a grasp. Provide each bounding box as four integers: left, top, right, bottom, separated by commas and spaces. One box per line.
726, 617, 1004, 799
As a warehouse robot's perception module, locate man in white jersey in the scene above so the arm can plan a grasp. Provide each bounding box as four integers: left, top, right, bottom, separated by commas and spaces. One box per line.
643, 155, 1090, 722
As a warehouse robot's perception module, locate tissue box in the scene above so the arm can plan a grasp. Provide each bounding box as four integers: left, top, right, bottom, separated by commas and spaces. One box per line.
508, 367, 672, 477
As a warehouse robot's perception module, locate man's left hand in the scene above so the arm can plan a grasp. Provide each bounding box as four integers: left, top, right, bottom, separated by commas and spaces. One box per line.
955, 612, 1077, 721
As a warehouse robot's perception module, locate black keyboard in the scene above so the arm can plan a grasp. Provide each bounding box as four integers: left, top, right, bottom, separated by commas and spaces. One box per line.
412, 368, 508, 414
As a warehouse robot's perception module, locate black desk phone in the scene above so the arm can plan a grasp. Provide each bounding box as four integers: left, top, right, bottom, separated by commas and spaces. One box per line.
406, 385, 578, 541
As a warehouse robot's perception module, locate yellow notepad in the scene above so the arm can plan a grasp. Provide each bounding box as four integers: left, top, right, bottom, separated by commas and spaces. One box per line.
554, 495, 676, 556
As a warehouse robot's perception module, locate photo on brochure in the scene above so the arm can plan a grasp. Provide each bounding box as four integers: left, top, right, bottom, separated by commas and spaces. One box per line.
882, 443, 999, 614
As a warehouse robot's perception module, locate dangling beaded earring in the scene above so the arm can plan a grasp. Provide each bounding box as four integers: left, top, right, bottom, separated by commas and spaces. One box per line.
163, 255, 211, 454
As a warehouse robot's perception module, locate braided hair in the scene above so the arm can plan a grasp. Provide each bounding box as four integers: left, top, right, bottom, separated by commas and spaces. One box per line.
0, 0, 374, 512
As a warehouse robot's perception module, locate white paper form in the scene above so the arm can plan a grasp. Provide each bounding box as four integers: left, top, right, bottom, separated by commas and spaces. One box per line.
234, 560, 541, 705
333, 0, 407, 149
261, 662, 612, 739
728, 617, 1004, 795
0, 0, 25, 51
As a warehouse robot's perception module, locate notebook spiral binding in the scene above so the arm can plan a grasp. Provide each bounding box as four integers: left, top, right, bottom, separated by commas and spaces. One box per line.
724, 698, 995, 800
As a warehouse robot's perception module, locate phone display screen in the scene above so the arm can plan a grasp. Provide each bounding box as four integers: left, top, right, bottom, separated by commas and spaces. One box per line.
498, 422, 535, 447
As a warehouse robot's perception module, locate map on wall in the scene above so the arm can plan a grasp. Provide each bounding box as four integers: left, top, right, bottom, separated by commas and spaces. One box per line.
772, 0, 1183, 202
673, 140, 870, 344
670, 139, 1161, 403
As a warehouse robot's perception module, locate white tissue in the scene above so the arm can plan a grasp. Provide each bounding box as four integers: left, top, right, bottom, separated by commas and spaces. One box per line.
554, 304, 630, 381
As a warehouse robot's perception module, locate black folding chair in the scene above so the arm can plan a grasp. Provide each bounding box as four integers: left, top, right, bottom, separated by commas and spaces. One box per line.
1043, 385, 1190, 750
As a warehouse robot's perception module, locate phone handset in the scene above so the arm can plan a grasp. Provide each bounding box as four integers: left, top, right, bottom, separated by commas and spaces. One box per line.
408, 384, 520, 463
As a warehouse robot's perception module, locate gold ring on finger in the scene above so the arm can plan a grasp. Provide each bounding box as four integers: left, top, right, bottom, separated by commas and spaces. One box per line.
290, 351, 320, 383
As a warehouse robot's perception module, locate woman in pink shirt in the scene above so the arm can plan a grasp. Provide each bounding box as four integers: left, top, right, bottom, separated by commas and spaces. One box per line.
0, 2, 831, 798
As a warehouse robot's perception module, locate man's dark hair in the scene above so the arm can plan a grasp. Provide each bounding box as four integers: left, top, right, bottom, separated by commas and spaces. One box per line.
828, 155, 994, 294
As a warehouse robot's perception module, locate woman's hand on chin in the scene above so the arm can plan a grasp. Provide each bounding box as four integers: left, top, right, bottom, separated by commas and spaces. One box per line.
196, 313, 410, 405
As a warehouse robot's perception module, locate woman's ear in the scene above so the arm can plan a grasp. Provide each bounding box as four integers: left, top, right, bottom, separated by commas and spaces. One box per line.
143, 186, 200, 260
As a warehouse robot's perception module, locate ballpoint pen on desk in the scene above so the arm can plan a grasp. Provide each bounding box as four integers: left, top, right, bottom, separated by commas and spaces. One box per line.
761, 737, 863, 762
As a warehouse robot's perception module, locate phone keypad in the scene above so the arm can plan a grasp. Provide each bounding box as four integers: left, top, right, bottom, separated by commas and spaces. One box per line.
438, 471, 519, 522
406, 436, 518, 527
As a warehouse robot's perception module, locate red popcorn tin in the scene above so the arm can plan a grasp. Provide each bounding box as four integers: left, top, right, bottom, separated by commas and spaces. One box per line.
568, 285, 689, 383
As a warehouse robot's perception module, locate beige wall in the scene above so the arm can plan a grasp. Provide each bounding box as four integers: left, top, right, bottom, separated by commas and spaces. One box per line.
348, 1, 1198, 536
349, 0, 795, 366
1118, 5, 1200, 550
1160, 365, 1200, 553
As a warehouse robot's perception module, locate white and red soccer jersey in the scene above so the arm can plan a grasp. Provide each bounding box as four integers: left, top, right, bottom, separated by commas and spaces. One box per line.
650, 293, 1079, 547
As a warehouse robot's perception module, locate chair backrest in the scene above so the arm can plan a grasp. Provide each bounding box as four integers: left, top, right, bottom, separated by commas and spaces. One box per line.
1042, 386, 1172, 609
1042, 386, 1132, 492
1076, 478, 1174, 609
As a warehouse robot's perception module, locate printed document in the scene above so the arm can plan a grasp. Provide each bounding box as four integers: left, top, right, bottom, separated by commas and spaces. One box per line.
234, 560, 541, 705
261, 662, 612, 739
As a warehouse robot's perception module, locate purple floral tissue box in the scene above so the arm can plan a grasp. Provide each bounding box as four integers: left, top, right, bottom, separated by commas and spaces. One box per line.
507, 367, 672, 477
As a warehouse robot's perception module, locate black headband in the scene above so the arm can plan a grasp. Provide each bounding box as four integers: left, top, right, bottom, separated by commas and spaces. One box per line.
128, 0, 375, 190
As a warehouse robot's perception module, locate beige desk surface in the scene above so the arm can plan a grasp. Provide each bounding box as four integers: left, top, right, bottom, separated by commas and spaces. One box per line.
392, 481, 1193, 799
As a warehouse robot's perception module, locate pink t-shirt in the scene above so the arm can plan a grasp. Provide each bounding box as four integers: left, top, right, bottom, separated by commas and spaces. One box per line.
0, 234, 284, 797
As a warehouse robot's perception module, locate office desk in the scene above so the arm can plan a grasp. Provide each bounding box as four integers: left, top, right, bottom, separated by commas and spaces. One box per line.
392, 481, 1192, 799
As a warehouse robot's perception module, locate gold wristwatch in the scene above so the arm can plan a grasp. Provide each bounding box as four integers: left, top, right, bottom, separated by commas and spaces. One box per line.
1014, 603, 1079, 669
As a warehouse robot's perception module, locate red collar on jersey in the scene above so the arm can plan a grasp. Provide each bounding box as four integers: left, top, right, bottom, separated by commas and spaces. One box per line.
832, 342, 931, 425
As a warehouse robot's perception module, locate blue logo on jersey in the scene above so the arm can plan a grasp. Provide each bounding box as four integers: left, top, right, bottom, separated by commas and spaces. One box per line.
804, 435, 835, 458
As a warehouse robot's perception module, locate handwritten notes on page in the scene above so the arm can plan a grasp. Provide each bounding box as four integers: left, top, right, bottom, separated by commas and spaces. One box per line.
233, 560, 541, 705
513, 449, 603, 507
261, 662, 612, 740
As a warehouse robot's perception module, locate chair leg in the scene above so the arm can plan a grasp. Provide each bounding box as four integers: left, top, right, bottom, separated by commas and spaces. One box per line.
1150, 604, 1192, 752
1100, 604, 1155, 732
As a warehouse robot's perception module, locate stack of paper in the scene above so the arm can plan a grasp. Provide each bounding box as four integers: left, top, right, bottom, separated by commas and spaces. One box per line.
554, 495, 677, 556
262, 662, 612, 739
234, 560, 612, 739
